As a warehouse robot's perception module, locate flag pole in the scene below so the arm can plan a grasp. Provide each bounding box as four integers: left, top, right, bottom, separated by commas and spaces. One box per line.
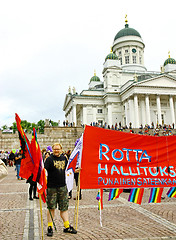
73, 192, 77, 229
99, 189, 103, 227
76, 172, 81, 230
73, 171, 80, 230
39, 194, 44, 240
43, 193, 57, 231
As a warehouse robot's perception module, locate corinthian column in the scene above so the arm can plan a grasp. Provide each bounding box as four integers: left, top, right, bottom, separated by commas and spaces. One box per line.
156, 95, 162, 125
107, 103, 112, 126
72, 104, 77, 126
134, 95, 139, 128
125, 101, 128, 126
170, 96, 175, 124
128, 98, 134, 128
145, 95, 151, 125
82, 105, 87, 125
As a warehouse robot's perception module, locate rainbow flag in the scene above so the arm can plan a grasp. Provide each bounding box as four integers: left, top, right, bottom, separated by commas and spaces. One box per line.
31, 128, 47, 203
128, 188, 144, 205
167, 187, 176, 198
148, 188, 164, 203
96, 189, 103, 210
108, 188, 123, 201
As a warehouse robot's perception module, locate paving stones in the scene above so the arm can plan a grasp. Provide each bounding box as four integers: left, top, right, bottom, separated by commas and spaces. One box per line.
1, 167, 176, 239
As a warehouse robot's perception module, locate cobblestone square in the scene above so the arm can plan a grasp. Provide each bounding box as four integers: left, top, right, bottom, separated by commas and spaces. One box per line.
1, 167, 176, 240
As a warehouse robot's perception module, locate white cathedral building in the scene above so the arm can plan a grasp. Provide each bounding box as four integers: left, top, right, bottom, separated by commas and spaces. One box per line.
63, 18, 176, 128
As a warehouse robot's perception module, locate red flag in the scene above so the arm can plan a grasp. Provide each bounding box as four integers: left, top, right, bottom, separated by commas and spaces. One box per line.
15, 113, 34, 179
31, 128, 47, 202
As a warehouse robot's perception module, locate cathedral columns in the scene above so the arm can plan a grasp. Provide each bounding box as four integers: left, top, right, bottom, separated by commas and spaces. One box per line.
134, 95, 139, 128
169, 96, 175, 124
66, 108, 72, 124
82, 105, 87, 125
107, 103, 112, 126
128, 98, 134, 127
93, 105, 97, 123
69, 110, 72, 124
125, 101, 128, 126
145, 95, 151, 125
123, 94, 176, 128
156, 95, 162, 125
72, 104, 77, 126
141, 99, 146, 126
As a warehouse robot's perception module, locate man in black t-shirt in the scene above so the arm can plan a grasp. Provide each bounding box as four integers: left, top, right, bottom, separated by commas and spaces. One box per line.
44, 143, 77, 237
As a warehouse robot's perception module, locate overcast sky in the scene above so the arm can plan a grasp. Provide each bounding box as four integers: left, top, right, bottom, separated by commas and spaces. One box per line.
0, 0, 175, 127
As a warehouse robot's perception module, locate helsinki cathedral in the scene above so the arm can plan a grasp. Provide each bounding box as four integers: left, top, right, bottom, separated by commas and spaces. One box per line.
63, 16, 176, 128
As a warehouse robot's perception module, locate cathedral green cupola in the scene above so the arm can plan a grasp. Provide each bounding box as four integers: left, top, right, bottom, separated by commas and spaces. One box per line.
114, 21, 141, 41
105, 48, 118, 61
164, 52, 176, 66
89, 70, 103, 90
112, 15, 146, 72
90, 71, 100, 82
163, 52, 176, 72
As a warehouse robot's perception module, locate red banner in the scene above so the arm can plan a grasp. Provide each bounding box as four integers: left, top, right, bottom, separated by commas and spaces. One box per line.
80, 126, 176, 189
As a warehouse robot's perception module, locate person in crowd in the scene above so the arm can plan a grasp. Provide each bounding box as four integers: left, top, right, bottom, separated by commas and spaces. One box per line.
0, 159, 8, 180
8, 150, 15, 167
41, 148, 46, 160
1, 150, 8, 166
44, 151, 50, 162
15, 149, 23, 180
44, 143, 77, 237
26, 174, 39, 201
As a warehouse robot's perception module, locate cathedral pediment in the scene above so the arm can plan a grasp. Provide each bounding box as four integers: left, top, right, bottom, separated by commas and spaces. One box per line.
136, 74, 176, 88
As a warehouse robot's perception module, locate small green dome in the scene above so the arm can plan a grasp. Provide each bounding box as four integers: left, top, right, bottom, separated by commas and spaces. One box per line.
164, 57, 176, 66
105, 51, 118, 61
90, 72, 100, 82
114, 24, 141, 41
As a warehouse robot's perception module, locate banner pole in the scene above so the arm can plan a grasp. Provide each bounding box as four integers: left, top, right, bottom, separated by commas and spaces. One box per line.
73, 172, 80, 229
39, 194, 44, 240
73, 191, 77, 229
100, 189, 102, 227
76, 172, 81, 230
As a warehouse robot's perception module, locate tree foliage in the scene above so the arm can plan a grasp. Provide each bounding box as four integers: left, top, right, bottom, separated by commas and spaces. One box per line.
9, 119, 46, 134
3, 119, 59, 134
49, 120, 58, 127
2, 125, 8, 130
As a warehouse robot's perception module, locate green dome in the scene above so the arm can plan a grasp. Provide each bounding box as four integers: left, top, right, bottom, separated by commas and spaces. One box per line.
164, 57, 176, 66
105, 51, 118, 61
90, 73, 100, 82
114, 24, 141, 41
